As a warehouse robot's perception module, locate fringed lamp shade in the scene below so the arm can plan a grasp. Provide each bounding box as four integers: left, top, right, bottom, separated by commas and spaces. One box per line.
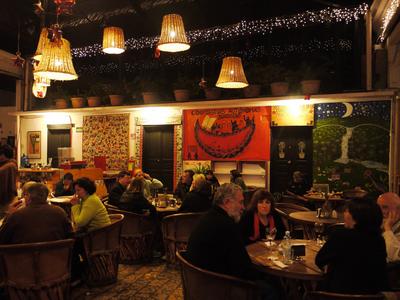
158, 14, 190, 52
216, 56, 249, 89
32, 81, 47, 98
34, 75, 51, 87
103, 27, 125, 54
33, 28, 49, 62
34, 38, 78, 81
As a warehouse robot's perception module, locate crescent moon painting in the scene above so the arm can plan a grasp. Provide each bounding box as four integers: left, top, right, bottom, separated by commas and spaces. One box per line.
341, 102, 353, 118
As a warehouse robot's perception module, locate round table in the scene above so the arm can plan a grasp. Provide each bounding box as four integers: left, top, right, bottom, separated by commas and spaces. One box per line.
289, 211, 344, 225
49, 196, 73, 218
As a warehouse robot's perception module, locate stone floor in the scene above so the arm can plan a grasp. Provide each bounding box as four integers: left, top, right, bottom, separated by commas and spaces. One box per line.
72, 260, 183, 300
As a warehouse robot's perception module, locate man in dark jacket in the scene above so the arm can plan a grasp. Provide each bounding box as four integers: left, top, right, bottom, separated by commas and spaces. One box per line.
174, 169, 194, 202
0, 183, 72, 244
54, 172, 75, 197
108, 171, 131, 206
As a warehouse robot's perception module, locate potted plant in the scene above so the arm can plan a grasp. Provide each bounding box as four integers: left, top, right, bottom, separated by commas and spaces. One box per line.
102, 82, 124, 106
173, 75, 193, 102
87, 83, 104, 107
70, 89, 86, 108
298, 62, 324, 95
138, 77, 163, 104
242, 63, 266, 98
265, 64, 291, 96
47, 85, 69, 109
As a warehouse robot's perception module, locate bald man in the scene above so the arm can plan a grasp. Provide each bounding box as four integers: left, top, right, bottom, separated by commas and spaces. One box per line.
377, 192, 400, 262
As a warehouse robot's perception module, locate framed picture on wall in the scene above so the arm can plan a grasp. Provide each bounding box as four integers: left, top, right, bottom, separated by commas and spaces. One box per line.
27, 131, 41, 159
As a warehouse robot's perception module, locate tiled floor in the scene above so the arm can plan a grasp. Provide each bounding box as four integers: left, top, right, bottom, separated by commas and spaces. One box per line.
72, 260, 183, 300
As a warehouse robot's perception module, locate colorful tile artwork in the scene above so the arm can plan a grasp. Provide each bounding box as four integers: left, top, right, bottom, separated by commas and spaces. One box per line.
83, 114, 129, 170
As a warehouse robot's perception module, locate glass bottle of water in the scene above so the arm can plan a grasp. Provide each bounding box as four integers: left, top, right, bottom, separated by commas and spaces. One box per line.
281, 230, 292, 264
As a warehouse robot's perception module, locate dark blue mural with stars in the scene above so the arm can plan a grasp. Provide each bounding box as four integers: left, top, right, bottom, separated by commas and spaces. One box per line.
313, 101, 390, 196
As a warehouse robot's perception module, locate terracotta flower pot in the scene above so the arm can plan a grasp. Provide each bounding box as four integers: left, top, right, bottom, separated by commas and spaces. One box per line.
270, 82, 289, 96
301, 80, 320, 95
204, 87, 221, 100
174, 89, 190, 102
142, 92, 160, 104
87, 96, 102, 107
243, 84, 261, 98
55, 98, 69, 109
109, 95, 124, 106
70, 97, 85, 108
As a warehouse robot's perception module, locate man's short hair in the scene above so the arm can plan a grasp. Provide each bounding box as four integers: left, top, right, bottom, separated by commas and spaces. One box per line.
213, 183, 242, 206
63, 172, 73, 181
26, 183, 49, 203
117, 170, 131, 179
0, 144, 13, 159
184, 169, 195, 178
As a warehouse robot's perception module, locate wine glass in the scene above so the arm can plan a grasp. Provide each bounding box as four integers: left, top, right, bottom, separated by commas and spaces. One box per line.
314, 222, 324, 246
265, 227, 277, 246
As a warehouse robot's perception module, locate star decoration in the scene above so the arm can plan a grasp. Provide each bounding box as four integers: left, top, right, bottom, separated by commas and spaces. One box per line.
33, 1, 44, 15
13, 52, 25, 67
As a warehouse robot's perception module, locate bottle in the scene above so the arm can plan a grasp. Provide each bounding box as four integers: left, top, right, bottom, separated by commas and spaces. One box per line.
281, 231, 292, 264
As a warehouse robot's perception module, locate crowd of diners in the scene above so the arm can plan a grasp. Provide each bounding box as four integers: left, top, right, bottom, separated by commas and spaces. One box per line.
0, 142, 400, 298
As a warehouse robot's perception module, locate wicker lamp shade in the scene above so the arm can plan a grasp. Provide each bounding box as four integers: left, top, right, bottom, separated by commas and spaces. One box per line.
34, 38, 78, 81
32, 81, 47, 98
103, 27, 125, 54
33, 28, 49, 62
216, 56, 248, 89
34, 75, 51, 87
158, 14, 190, 52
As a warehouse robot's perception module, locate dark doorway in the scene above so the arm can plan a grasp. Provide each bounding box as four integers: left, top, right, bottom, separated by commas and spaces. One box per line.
47, 125, 71, 167
270, 126, 313, 193
142, 125, 174, 193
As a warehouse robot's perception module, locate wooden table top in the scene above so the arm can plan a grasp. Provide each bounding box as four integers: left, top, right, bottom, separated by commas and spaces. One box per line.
246, 239, 324, 281
303, 193, 346, 202
49, 196, 73, 204
289, 211, 344, 225
19, 168, 61, 173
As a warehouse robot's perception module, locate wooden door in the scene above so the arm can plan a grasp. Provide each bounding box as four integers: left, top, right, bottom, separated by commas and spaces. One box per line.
142, 125, 174, 193
47, 127, 71, 167
270, 126, 313, 193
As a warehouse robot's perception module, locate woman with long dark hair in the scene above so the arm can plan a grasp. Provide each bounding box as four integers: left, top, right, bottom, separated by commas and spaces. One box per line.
315, 199, 388, 294
239, 189, 285, 245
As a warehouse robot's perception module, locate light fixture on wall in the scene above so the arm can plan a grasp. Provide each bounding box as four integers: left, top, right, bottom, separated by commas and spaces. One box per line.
33, 28, 49, 62
102, 26, 125, 54
216, 56, 248, 89
32, 81, 47, 98
158, 14, 190, 52
34, 37, 78, 81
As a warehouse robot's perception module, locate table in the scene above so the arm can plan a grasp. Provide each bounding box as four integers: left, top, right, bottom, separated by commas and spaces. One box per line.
303, 194, 347, 209
289, 211, 344, 225
49, 196, 73, 217
247, 239, 324, 299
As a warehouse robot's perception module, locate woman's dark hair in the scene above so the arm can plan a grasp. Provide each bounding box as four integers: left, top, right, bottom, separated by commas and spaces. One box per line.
117, 170, 131, 179
347, 199, 383, 235
247, 189, 275, 212
128, 177, 144, 193
230, 169, 242, 179
63, 172, 73, 181
74, 177, 96, 195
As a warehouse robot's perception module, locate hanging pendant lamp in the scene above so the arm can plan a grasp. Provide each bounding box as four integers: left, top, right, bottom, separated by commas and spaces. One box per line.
157, 14, 190, 52
34, 37, 78, 81
103, 27, 125, 54
216, 56, 249, 89
34, 75, 51, 87
33, 28, 49, 62
32, 81, 48, 98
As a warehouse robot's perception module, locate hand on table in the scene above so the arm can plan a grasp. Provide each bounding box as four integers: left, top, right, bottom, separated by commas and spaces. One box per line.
383, 210, 400, 232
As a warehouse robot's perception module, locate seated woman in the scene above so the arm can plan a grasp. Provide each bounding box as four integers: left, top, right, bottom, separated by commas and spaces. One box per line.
118, 177, 157, 217
239, 189, 285, 245
315, 199, 388, 294
54, 172, 75, 197
70, 177, 110, 232
230, 169, 247, 192
286, 171, 309, 197
205, 169, 220, 195
178, 174, 212, 213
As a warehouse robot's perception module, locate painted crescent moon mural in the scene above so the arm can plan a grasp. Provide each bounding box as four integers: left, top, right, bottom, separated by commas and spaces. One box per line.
194, 119, 256, 158
341, 102, 353, 118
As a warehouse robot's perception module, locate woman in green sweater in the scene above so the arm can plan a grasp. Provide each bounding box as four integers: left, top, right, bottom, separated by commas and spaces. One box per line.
70, 177, 110, 232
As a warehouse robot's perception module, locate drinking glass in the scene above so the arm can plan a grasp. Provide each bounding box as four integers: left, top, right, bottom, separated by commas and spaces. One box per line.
314, 222, 324, 246
265, 227, 277, 246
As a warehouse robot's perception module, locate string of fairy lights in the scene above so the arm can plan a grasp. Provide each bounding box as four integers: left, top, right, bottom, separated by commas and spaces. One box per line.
379, 0, 399, 42
71, 3, 368, 58
76, 38, 352, 74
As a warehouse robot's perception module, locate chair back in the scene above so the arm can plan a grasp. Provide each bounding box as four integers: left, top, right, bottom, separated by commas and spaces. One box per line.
0, 239, 74, 300
275, 202, 311, 239
94, 156, 107, 171
176, 250, 258, 300
107, 207, 155, 263
162, 212, 205, 265
306, 291, 384, 300
81, 214, 124, 286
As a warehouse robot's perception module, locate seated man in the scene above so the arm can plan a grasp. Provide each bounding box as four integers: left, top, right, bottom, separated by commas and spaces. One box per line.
174, 169, 194, 202
377, 192, 400, 262
133, 168, 163, 199
186, 183, 258, 280
0, 182, 72, 244
54, 172, 75, 197
178, 173, 212, 213
108, 171, 131, 206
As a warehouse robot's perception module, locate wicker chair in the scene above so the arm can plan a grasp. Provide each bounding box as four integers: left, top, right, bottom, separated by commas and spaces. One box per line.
275, 202, 311, 239
0, 239, 74, 300
106, 207, 155, 264
162, 212, 204, 265
176, 250, 259, 300
306, 291, 385, 300
81, 214, 124, 287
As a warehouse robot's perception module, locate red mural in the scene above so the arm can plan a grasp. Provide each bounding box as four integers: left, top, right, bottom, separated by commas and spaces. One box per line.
183, 107, 271, 160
